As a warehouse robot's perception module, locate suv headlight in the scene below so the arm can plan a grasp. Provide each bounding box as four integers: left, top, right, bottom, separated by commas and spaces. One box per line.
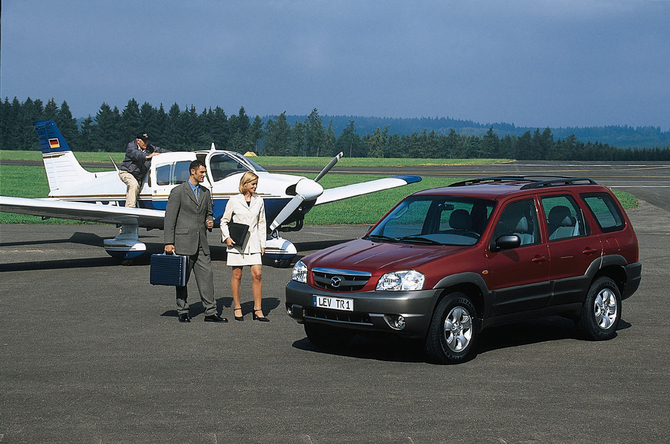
292, 260, 308, 283
376, 270, 425, 291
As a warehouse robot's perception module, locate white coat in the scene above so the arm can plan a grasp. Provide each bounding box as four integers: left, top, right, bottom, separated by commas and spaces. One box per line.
220, 193, 266, 254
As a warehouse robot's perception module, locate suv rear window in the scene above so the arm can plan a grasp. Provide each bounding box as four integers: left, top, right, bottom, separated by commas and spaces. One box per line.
581, 193, 626, 232
541, 195, 588, 241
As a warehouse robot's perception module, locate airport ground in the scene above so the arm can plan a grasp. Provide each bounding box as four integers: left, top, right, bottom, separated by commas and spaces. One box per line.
0, 161, 669, 443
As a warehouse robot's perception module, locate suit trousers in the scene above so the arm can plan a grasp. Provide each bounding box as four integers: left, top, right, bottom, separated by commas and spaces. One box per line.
175, 244, 216, 316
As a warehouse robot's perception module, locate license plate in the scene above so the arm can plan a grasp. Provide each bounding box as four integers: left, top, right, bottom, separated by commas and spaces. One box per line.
313, 295, 354, 312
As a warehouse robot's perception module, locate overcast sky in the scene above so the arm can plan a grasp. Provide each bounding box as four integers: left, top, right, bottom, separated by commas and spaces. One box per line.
2, 0, 669, 130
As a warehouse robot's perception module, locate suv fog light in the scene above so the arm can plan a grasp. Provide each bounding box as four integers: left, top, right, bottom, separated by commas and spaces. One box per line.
385, 314, 406, 330
286, 303, 294, 316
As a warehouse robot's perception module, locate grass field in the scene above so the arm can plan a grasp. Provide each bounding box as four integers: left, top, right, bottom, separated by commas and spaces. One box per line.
0, 156, 637, 225
0, 150, 510, 167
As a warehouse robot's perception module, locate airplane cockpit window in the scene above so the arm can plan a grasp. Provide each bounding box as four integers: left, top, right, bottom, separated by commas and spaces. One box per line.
232, 153, 267, 173
208, 153, 263, 181
155, 161, 195, 185
173, 161, 191, 184
156, 165, 171, 186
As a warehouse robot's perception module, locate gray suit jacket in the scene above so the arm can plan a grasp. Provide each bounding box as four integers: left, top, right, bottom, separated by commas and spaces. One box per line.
164, 181, 214, 256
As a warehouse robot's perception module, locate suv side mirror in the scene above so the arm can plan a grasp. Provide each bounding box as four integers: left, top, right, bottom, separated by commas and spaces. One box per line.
491, 234, 521, 252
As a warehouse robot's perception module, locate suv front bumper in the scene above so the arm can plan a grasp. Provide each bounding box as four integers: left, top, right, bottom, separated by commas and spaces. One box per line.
285, 280, 440, 338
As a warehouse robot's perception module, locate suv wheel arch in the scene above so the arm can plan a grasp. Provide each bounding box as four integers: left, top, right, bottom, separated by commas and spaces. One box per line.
425, 292, 480, 364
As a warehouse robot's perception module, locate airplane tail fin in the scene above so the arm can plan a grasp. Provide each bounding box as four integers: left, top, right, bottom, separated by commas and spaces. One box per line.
35, 120, 95, 195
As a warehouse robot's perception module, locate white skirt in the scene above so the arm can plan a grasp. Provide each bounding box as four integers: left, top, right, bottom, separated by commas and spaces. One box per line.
226, 251, 262, 266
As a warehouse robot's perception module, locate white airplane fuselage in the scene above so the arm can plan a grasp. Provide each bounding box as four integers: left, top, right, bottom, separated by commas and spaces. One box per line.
47, 149, 313, 230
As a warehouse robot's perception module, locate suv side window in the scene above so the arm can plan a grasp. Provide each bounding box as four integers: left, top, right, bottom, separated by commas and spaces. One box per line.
493, 199, 540, 246
581, 192, 625, 232
541, 195, 587, 241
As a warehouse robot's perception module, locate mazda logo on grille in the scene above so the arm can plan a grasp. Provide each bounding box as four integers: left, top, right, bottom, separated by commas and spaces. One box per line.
331, 276, 343, 288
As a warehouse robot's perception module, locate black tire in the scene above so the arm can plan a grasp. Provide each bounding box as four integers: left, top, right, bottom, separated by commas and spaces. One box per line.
425, 292, 479, 364
304, 323, 355, 349
577, 276, 622, 340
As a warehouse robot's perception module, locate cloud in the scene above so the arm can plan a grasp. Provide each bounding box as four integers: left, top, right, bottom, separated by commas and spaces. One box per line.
2, 0, 668, 129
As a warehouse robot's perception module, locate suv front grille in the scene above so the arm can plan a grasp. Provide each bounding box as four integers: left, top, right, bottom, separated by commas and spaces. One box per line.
312, 268, 372, 292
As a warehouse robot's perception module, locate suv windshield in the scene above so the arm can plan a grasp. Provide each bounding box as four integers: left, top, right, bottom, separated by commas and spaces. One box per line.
366, 196, 495, 246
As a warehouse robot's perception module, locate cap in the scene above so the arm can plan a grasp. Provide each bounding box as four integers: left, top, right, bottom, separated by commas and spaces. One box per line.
136, 132, 149, 141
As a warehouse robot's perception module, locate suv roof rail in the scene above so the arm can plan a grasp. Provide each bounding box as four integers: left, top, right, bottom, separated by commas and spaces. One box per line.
449, 176, 527, 187
449, 176, 598, 189
519, 176, 598, 189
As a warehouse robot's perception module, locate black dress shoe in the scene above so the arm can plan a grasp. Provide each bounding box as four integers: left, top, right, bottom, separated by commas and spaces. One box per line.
233, 307, 244, 321
204, 314, 228, 323
253, 309, 270, 322
178, 313, 191, 323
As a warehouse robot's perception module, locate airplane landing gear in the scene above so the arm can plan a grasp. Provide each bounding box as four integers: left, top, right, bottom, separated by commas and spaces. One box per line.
264, 232, 297, 268
103, 222, 146, 261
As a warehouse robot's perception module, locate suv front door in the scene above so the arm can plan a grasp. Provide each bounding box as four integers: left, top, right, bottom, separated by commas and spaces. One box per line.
486, 198, 551, 317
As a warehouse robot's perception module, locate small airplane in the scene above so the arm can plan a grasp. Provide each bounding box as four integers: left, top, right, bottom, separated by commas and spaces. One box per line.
0, 120, 421, 265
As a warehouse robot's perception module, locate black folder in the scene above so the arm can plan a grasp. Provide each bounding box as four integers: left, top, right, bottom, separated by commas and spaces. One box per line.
227, 221, 249, 246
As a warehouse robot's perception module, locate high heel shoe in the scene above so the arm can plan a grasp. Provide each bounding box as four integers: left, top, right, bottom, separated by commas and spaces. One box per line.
253, 309, 270, 322
233, 307, 244, 321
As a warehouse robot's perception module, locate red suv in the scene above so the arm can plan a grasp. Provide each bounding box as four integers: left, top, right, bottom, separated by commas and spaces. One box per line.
286, 177, 641, 364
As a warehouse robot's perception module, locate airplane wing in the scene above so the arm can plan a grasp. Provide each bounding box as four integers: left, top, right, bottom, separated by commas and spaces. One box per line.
0, 196, 165, 228
314, 175, 422, 205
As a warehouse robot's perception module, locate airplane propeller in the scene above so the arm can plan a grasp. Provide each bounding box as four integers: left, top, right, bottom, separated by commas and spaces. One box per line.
269, 151, 344, 231
314, 151, 343, 182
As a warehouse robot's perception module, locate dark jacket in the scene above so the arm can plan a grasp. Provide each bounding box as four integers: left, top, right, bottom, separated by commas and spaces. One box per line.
119, 141, 169, 181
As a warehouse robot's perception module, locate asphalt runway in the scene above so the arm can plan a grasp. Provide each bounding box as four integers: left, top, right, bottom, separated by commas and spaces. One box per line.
1, 162, 670, 443
271, 160, 670, 213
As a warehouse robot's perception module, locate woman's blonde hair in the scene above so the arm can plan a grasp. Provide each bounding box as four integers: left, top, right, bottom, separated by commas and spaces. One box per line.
239, 171, 259, 194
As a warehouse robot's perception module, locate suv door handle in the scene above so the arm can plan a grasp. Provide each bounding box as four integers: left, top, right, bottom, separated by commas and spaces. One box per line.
582, 247, 599, 255
531, 255, 547, 263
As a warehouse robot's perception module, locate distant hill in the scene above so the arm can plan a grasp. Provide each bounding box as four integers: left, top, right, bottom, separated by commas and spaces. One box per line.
269, 115, 670, 149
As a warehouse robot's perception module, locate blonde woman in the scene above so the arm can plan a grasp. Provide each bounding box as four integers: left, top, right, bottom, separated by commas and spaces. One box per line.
220, 172, 269, 322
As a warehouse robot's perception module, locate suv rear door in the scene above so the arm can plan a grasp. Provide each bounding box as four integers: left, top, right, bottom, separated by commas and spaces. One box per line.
540, 193, 602, 308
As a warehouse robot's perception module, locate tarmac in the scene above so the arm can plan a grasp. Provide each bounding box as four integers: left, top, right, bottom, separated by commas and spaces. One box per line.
1, 198, 669, 443
2, 160, 670, 443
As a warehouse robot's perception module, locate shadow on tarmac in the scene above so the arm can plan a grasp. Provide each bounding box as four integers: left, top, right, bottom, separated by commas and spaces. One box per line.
0, 256, 118, 272
292, 334, 428, 363
291, 316, 633, 364
0, 231, 106, 248
160, 297, 282, 319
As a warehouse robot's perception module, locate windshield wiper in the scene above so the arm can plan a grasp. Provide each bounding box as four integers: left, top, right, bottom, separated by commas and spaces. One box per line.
398, 235, 442, 245
366, 234, 399, 243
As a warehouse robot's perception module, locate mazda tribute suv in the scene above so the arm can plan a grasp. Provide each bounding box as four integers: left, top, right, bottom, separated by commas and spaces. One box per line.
285, 177, 641, 364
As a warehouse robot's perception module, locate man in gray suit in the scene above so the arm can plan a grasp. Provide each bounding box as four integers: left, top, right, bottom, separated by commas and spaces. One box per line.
164, 160, 227, 323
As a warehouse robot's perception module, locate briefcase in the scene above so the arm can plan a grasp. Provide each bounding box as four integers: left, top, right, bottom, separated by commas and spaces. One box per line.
150, 252, 189, 286
227, 221, 249, 246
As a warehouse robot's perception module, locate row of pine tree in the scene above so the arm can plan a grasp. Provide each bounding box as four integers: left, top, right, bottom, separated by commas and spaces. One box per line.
2, 97, 670, 161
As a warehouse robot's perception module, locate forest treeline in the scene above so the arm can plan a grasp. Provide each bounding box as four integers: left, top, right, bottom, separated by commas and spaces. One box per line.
2, 97, 670, 161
